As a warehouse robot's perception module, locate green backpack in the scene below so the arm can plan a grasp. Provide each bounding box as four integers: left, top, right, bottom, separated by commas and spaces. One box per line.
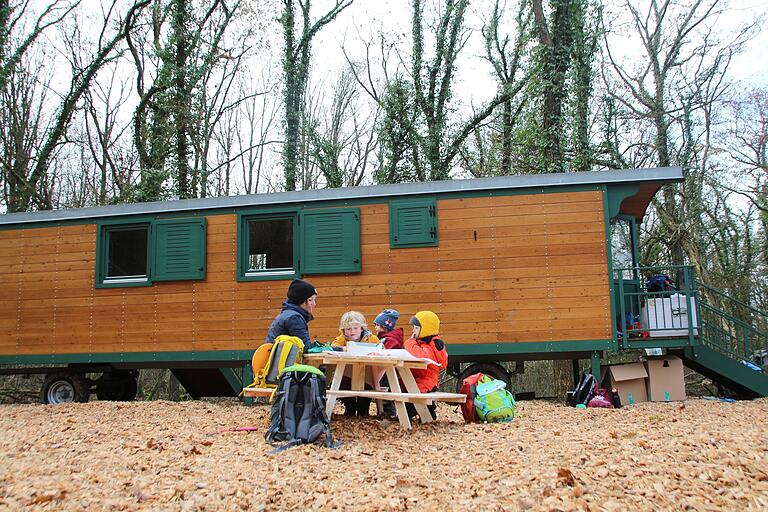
474, 376, 517, 423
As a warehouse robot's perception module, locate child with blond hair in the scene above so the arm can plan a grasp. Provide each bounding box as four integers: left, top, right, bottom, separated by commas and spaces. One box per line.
331, 310, 380, 348
332, 311, 379, 416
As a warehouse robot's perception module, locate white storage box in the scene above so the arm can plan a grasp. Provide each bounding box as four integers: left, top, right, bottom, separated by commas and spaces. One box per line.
641, 293, 699, 337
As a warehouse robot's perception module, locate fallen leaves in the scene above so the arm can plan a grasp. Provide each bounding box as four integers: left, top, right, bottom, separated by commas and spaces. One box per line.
0, 398, 765, 511
557, 467, 576, 487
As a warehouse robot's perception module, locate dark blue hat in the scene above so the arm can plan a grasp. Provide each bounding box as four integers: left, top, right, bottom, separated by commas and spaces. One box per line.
374, 309, 400, 332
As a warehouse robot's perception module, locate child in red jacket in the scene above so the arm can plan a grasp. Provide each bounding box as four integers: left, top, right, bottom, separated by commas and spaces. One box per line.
374, 308, 404, 349
373, 308, 403, 419
404, 310, 448, 420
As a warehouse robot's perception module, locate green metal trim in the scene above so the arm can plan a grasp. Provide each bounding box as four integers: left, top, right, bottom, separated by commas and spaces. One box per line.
605, 184, 640, 219
0, 350, 254, 365
591, 351, 602, 378
0, 184, 606, 231
389, 198, 438, 248
242, 361, 254, 406
626, 338, 696, 349
684, 345, 768, 397
95, 221, 153, 289
446, 340, 615, 356
236, 209, 300, 282
219, 367, 244, 394
602, 186, 620, 349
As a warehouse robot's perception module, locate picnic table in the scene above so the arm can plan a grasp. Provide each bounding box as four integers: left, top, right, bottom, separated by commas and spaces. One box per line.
303, 351, 466, 429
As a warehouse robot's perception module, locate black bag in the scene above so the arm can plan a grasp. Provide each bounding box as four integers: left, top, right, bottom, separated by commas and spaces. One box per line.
566, 372, 597, 407
264, 366, 337, 452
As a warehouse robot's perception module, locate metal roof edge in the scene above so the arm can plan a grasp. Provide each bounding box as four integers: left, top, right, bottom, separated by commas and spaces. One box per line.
0, 166, 683, 225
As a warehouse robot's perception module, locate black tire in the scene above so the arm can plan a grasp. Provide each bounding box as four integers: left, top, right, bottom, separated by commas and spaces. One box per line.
96, 371, 138, 401
455, 362, 511, 393
41, 372, 90, 405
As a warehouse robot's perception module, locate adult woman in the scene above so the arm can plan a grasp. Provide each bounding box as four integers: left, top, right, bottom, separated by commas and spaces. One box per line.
265, 279, 317, 350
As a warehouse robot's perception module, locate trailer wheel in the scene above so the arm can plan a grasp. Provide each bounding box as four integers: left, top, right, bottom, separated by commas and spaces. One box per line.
96, 371, 138, 401
41, 372, 90, 405
455, 362, 511, 393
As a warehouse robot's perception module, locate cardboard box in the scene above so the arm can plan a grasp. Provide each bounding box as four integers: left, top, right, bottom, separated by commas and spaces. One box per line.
645, 355, 686, 401
601, 363, 648, 405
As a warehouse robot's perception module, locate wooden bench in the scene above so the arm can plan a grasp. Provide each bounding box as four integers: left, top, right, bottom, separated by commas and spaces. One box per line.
326, 389, 466, 404
241, 387, 274, 398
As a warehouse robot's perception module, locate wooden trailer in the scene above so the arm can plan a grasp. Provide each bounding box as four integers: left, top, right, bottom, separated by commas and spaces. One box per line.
6, 166, 742, 404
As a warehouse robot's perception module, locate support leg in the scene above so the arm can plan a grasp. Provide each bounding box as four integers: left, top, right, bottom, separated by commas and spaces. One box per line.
385, 367, 411, 430
399, 368, 434, 423
242, 362, 254, 406
591, 351, 601, 381
326, 363, 346, 418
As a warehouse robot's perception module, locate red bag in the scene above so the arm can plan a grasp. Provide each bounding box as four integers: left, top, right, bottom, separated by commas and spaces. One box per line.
459, 372, 485, 422
587, 388, 614, 409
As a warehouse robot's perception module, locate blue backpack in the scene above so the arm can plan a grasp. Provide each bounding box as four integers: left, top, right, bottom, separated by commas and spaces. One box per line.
646, 274, 673, 293
473, 376, 517, 423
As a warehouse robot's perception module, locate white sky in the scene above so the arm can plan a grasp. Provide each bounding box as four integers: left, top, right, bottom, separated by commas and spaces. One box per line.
310, 0, 768, 107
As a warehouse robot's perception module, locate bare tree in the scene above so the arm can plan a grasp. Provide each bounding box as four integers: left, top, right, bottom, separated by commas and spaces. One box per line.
0, 0, 80, 90
601, 0, 755, 268
721, 89, 768, 214
481, 0, 531, 175
280, 0, 353, 191
1, 1, 150, 212
308, 69, 379, 188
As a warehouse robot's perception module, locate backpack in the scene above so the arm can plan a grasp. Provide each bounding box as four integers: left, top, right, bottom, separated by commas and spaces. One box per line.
264, 364, 336, 451
587, 388, 614, 408
646, 274, 673, 293
260, 335, 304, 388
459, 372, 485, 423
473, 376, 517, 423
567, 372, 597, 407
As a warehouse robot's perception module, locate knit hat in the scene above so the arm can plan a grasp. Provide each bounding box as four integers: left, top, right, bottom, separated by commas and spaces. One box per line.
410, 311, 440, 339
374, 309, 400, 332
286, 279, 317, 305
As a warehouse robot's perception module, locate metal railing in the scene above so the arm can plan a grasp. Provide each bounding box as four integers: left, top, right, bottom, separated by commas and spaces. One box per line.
614, 265, 700, 348
613, 265, 768, 367
698, 282, 768, 366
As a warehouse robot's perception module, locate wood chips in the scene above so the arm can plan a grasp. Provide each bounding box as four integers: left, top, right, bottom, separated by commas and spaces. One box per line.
1, 398, 767, 511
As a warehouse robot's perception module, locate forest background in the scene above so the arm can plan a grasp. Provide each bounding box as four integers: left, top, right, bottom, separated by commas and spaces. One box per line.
1, 0, 766, 400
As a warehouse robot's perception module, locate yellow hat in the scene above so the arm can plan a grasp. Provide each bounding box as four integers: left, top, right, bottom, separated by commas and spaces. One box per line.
410, 311, 440, 338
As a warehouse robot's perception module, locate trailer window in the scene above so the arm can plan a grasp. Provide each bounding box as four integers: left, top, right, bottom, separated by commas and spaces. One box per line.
243, 216, 297, 278
96, 218, 207, 288
237, 207, 361, 281
104, 226, 149, 283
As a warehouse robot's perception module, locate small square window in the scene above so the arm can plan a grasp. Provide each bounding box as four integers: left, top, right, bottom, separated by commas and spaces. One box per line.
103, 225, 149, 283
241, 215, 297, 279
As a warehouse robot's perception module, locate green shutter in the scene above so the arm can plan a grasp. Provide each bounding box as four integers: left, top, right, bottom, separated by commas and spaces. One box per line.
301, 208, 360, 274
389, 199, 438, 248
153, 218, 207, 281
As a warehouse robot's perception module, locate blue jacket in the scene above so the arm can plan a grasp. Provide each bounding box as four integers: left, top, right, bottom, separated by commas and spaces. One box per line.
265, 301, 312, 349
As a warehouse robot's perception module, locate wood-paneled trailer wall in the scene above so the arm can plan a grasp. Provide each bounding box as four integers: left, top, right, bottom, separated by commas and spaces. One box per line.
0, 190, 611, 357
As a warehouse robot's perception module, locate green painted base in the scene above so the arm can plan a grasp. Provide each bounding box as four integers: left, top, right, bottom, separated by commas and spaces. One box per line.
0, 349, 254, 366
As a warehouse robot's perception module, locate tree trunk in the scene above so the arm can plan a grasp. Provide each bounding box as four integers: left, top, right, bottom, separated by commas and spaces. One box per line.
173, 0, 192, 198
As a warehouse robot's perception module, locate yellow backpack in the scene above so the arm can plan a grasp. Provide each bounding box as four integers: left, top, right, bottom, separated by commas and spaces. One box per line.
256, 335, 305, 388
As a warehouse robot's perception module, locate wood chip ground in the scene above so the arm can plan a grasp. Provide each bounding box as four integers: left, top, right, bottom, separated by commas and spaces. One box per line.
1, 398, 766, 511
